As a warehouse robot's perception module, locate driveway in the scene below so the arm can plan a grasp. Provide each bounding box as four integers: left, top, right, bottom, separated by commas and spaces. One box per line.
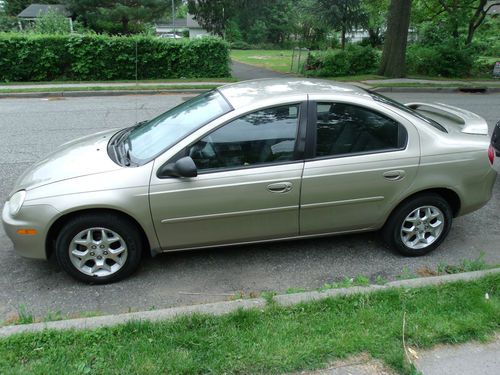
0, 92, 499, 320
231, 60, 288, 80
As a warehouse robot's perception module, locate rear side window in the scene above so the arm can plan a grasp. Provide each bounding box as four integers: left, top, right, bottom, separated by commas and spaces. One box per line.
315, 102, 407, 157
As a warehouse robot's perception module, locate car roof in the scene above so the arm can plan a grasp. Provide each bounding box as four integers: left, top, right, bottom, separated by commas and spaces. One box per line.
217, 78, 372, 109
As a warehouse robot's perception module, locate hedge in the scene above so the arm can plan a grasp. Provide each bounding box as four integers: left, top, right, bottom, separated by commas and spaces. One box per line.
304, 45, 379, 77
0, 34, 230, 81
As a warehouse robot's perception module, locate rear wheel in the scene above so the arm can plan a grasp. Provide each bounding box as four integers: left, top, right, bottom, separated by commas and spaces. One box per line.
382, 194, 452, 256
55, 213, 143, 283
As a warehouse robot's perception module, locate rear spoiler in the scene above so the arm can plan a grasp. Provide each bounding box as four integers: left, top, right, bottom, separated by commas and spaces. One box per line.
406, 102, 489, 135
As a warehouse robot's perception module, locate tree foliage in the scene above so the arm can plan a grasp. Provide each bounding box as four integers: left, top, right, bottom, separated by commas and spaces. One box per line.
64, 0, 170, 34
412, 0, 500, 45
316, 0, 366, 49
3, 0, 50, 16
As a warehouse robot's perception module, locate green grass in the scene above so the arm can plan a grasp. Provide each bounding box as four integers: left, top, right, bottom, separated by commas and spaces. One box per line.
231, 49, 296, 73
372, 82, 500, 88
0, 85, 220, 94
1, 274, 498, 374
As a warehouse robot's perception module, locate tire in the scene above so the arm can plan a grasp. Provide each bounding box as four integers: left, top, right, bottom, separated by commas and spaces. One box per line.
382, 193, 453, 256
55, 213, 143, 284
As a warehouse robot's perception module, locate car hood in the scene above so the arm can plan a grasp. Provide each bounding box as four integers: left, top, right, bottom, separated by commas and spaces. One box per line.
11, 129, 121, 195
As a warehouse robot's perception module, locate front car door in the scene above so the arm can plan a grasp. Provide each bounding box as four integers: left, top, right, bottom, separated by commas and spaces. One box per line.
300, 96, 420, 235
150, 102, 307, 250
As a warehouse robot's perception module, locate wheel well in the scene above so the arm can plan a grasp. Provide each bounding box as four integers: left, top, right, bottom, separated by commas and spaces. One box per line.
389, 188, 461, 223
45, 208, 151, 259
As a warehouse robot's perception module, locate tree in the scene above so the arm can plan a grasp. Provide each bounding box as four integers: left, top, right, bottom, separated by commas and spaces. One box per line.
65, 0, 170, 34
361, 0, 389, 47
379, 0, 412, 77
413, 0, 500, 45
316, 0, 366, 49
4, 0, 50, 16
186, 0, 235, 36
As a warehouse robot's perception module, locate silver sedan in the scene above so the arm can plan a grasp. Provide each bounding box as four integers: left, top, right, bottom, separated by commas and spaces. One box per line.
2, 79, 497, 283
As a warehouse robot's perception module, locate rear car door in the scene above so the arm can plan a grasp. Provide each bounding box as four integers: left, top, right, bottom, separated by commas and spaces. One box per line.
300, 98, 420, 235
150, 103, 306, 250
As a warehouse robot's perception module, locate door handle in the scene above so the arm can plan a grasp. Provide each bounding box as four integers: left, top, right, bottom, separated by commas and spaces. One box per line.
383, 170, 406, 181
267, 182, 293, 193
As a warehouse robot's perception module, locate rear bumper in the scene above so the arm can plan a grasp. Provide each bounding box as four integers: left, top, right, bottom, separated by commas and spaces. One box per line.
2, 202, 59, 260
458, 167, 497, 216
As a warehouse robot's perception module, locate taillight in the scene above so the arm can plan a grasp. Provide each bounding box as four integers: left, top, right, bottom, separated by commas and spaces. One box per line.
488, 145, 495, 165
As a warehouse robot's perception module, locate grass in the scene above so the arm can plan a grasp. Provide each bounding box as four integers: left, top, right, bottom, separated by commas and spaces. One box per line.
231, 49, 295, 73
0, 84, 220, 94
0, 274, 498, 374
371, 82, 500, 88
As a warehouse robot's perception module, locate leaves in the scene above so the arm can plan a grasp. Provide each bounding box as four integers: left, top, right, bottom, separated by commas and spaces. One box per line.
0, 34, 230, 81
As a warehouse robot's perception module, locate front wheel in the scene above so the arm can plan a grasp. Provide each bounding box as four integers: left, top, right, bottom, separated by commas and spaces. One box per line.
382, 193, 453, 256
55, 213, 143, 284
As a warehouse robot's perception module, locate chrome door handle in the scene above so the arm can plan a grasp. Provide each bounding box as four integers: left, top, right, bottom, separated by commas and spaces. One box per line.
267, 182, 293, 193
383, 170, 406, 181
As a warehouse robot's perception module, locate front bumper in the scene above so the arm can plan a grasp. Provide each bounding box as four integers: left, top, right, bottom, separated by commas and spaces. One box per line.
2, 202, 59, 259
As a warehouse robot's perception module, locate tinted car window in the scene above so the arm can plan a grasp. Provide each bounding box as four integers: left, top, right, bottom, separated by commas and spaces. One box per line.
189, 104, 300, 171
316, 102, 406, 157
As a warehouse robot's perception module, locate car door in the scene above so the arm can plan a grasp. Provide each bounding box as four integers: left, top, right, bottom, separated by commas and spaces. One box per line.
300, 99, 420, 235
149, 102, 306, 250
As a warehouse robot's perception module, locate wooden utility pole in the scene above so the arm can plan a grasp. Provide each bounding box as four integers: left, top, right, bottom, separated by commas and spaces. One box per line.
378, 0, 412, 77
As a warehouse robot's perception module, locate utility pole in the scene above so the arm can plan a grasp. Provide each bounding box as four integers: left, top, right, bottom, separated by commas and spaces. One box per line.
172, 0, 175, 36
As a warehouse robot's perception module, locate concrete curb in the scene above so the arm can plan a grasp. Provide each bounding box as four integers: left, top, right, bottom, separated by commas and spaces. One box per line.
1, 268, 498, 338
1, 86, 498, 99
0, 89, 210, 99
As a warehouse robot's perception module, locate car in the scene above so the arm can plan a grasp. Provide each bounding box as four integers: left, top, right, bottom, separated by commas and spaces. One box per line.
2, 79, 497, 283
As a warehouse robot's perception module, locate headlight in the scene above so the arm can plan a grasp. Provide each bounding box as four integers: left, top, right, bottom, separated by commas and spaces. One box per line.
9, 190, 26, 216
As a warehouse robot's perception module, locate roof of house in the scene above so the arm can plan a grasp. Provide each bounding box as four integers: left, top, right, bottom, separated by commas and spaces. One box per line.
18, 4, 70, 18
486, 1, 500, 15
156, 14, 204, 30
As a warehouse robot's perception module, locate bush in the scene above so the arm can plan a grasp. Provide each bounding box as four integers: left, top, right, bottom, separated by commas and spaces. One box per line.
0, 34, 230, 82
406, 41, 476, 77
304, 44, 378, 77
230, 41, 252, 50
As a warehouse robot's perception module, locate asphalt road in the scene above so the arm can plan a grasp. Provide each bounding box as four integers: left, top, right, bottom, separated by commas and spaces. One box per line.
0, 92, 499, 321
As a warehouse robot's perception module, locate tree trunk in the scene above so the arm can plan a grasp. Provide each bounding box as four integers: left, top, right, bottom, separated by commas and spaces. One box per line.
122, 17, 129, 34
378, 0, 412, 78
341, 25, 346, 50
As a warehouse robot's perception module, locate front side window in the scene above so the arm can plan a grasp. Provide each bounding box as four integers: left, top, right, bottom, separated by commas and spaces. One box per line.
188, 104, 300, 171
315, 102, 406, 157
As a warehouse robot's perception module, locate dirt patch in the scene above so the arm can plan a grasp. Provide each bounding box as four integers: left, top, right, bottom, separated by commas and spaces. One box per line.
291, 353, 397, 375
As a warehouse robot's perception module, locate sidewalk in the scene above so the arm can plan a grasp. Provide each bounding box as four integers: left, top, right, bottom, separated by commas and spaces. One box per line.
0, 80, 228, 90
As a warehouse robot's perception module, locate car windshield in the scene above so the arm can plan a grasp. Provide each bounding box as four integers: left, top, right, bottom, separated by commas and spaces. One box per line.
366, 90, 448, 133
127, 90, 232, 163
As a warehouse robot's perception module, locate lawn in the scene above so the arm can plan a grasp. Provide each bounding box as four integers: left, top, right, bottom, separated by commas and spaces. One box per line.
231, 49, 296, 73
0, 274, 498, 374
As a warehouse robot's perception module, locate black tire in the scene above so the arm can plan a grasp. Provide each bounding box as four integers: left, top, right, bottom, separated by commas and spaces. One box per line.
55, 213, 143, 284
382, 193, 453, 256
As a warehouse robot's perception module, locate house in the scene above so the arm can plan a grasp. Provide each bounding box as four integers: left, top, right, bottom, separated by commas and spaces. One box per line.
155, 13, 210, 39
17, 3, 73, 31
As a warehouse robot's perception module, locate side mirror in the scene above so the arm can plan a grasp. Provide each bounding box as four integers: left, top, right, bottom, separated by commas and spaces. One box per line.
158, 156, 198, 178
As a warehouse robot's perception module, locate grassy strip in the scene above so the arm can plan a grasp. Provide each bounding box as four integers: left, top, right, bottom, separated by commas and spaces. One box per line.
1, 274, 498, 374
0, 78, 236, 86
0, 85, 219, 94
231, 49, 295, 73
372, 82, 500, 88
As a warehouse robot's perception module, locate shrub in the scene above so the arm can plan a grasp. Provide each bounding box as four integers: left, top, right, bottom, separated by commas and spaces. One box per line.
304, 44, 378, 77
0, 33, 230, 82
230, 41, 252, 50
406, 41, 476, 77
